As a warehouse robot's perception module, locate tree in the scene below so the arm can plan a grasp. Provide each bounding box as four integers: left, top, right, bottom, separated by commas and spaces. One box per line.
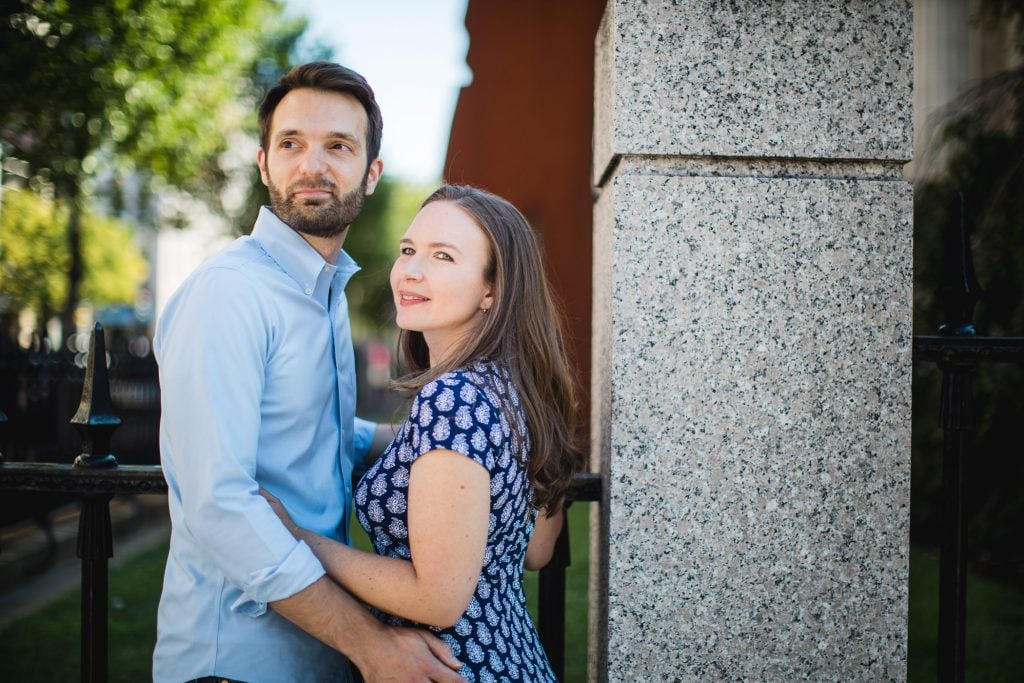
0, 0, 301, 337
0, 187, 147, 320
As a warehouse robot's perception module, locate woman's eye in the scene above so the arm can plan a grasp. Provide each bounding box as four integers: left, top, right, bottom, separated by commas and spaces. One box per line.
400, 247, 414, 256
434, 252, 454, 262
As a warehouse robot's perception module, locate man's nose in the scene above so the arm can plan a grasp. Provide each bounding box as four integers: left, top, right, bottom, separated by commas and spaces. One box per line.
298, 147, 327, 174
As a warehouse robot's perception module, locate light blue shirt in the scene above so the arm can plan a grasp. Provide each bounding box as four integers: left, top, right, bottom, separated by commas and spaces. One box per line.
153, 206, 376, 683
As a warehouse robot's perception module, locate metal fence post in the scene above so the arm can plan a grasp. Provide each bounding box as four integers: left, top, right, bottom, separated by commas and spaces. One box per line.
0, 408, 7, 464
538, 508, 571, 679
72, 323, 120, 682
78, 492, 114, 683
935, 192, 980, 683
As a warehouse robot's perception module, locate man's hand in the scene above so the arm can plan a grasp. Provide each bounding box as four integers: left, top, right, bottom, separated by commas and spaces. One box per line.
270, 563, 462, 682
351, 625, 463, 682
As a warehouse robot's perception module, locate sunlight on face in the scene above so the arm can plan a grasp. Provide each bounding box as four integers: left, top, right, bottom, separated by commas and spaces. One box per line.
390, 201, 493, 365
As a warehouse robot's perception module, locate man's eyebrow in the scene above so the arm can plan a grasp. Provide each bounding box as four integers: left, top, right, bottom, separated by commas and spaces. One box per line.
326, 131, 360, 143
273, 129, 361, 144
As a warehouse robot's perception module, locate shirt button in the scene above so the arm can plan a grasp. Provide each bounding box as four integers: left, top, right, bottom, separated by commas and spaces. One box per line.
304, 287, 313, 295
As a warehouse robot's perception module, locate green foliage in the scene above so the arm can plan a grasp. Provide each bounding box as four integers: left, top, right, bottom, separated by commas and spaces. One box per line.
344, 179, 439, 338
0, 188, 147, 317
0, 0, 306, 331
0, 0, 295, 199
912, 8, 1024, 582
0, 187, 65, 316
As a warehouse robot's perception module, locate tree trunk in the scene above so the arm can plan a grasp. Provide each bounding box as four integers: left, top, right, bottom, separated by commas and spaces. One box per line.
59, 188, 84, 348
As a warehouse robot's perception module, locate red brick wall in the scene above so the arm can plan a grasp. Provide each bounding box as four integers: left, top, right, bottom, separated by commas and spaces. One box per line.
445, 0, 606, 433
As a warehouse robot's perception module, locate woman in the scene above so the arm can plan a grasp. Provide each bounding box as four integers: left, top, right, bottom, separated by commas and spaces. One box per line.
264, 184, 585, 680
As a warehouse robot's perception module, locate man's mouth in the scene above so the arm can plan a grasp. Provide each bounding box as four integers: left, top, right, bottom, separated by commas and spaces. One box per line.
292, 188, 333, 199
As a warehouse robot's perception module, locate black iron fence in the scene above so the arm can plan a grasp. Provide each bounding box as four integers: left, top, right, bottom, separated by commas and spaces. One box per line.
0, 323, 601, 682
3, 193, 1020, 683
912, 193, 1024, 683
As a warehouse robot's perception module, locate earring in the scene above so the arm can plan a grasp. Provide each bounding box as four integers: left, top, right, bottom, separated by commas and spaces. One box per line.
481, 307, 490, 315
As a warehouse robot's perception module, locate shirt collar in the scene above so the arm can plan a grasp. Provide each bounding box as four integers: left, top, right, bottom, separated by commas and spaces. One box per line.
250, 206, 360, 299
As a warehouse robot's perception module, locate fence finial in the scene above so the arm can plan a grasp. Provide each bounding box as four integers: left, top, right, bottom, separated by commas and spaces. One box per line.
937, 191, 983, 336
71, 323, 120, 468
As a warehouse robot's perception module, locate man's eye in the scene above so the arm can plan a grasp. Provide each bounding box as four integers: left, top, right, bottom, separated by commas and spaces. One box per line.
331, 143, 351, 151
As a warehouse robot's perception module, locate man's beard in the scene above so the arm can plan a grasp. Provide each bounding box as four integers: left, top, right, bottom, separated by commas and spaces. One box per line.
267, 172, 368, 238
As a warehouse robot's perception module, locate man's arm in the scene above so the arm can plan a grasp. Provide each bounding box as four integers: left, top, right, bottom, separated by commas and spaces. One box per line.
157, 267, 319, 612
271, 577, 462, 681
158, 268, 460, 681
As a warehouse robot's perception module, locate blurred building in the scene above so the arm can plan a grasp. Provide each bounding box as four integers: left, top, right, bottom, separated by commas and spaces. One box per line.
912, 0, 1022, 178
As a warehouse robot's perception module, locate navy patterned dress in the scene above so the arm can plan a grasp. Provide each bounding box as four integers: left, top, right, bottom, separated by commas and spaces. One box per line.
354, 360, 557, 682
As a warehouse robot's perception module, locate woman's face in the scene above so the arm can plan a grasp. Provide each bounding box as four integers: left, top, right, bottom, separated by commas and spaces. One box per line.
390, 200, 494, 365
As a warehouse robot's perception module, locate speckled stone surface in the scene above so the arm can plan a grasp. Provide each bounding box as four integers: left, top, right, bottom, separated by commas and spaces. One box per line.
593, 0, 914, 183
591, 160, 912, 680
591, 2, 913, 679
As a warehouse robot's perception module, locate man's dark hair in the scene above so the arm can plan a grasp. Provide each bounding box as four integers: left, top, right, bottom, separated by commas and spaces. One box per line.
258, 61, 383, 166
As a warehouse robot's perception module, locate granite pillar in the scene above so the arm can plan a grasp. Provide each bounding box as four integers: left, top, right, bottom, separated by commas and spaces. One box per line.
590, 2, 913, 680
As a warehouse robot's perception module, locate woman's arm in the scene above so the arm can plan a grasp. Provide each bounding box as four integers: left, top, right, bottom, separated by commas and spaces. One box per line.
263, 449, 489, 628
524, 507, 563, 571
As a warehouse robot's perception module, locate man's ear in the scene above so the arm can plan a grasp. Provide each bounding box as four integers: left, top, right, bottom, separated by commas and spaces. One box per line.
256, 148, 270, 186
363, 158, 384, 195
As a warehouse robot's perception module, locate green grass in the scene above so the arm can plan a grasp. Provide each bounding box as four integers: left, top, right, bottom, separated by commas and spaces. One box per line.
3, 523, 1023, 682
0, 504, 591, 683
908, 546, 1024, 682
0, 539, 168, 682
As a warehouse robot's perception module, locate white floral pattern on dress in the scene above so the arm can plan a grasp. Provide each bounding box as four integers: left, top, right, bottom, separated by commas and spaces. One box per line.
354, 360, 555, 682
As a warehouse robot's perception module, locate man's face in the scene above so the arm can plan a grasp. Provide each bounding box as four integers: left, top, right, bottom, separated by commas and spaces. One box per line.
257, 88, 382, 238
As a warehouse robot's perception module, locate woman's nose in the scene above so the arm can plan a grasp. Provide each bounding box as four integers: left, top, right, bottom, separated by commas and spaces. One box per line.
399, 259, 423, 280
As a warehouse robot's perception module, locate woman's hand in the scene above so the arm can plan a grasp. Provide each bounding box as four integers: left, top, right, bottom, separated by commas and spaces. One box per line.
259, 488, 299, 538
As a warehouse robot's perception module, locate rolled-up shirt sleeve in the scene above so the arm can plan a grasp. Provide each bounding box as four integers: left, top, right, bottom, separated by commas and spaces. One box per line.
156, 266, 324, 615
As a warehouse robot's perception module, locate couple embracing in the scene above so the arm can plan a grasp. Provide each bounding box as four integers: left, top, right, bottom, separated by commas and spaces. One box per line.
152, 61, 585, 682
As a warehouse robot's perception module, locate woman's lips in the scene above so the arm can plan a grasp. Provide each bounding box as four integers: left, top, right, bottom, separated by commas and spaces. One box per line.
398, 291, 429, 307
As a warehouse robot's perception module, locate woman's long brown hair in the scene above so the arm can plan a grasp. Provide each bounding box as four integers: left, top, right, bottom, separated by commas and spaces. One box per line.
393, 184, 585, 512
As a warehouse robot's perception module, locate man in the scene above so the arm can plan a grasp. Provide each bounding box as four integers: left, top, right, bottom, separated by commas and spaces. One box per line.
153, 62, 461, 683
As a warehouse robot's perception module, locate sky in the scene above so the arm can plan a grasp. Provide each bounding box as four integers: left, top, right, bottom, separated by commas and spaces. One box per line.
284, 0, 472, 184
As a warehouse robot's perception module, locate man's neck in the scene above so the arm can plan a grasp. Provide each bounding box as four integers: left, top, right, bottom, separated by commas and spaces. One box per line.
296, 227, 349, 263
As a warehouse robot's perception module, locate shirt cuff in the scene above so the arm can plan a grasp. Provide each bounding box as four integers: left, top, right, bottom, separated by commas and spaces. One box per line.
230, 539, 326, 618
353, 416, 378, 459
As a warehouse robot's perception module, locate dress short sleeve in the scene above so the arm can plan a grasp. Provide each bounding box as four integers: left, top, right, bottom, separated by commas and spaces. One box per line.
408, 371, 504, 473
